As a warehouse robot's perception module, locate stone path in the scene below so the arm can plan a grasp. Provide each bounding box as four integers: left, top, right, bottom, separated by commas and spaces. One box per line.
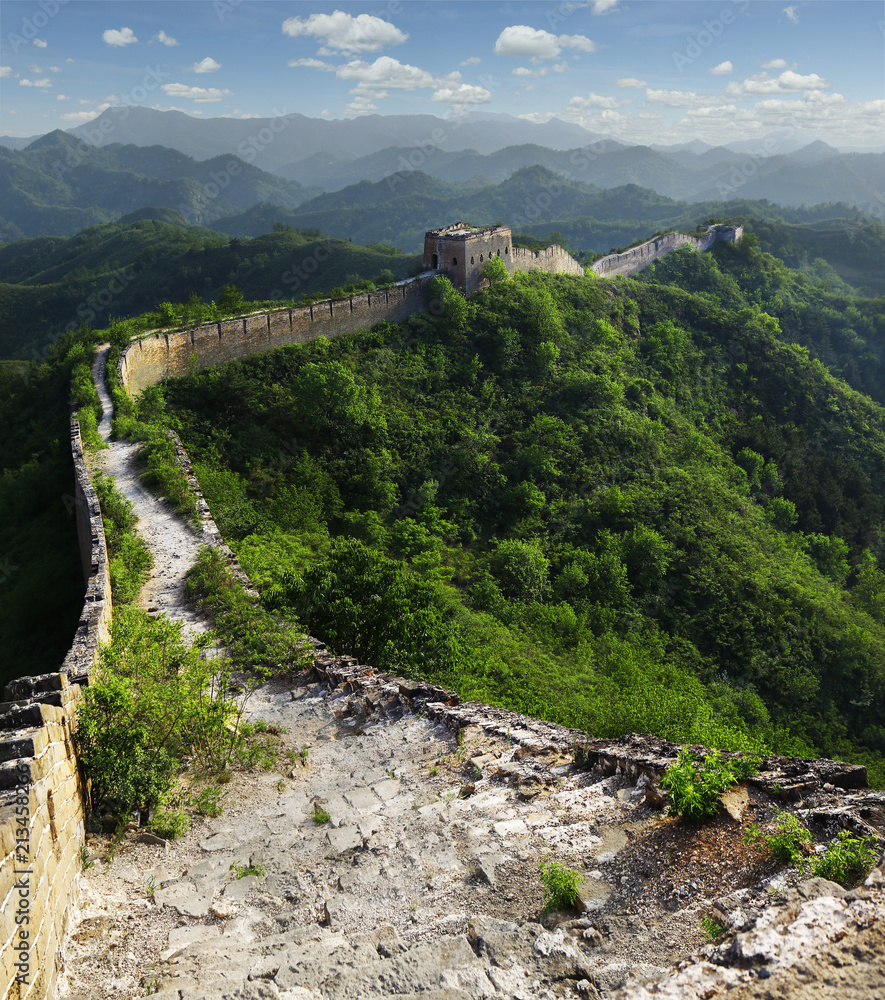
60, 672, 687, 1000
90, 345, 212, 641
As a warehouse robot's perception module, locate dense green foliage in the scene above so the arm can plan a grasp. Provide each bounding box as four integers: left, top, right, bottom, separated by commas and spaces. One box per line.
639, 236, 885, 406
185, 546, 310, 677
92, 471, 153, 604
154, 247, 885, 784
0, 326, 99, 687
0, 219, 421, 358
74, 607, 240, 814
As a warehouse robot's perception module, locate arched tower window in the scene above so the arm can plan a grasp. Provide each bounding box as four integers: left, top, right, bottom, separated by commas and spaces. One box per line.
471, 256, 474, 264
480, 254, 483, 262
452, 257, 457, 266
431, 253, 438, 269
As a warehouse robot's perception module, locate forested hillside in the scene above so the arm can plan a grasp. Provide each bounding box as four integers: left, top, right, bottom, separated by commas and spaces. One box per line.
134, 239, 885, 786
0, 220, 421, 359
0, 132, 318, 239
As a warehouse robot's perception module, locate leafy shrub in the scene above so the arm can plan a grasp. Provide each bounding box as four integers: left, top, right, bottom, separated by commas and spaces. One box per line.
810, 831, 879, 884
313, 804, 331, 825
267, 537, 465, 682
93, 471, 153, 604
147, 808, 189, 840
186, 546, 310, 676
744, 812, 812, 865
538, 860, 584, 910
660, 748, 758, 822
743, 811, 813, 865
75, 607, 244, 815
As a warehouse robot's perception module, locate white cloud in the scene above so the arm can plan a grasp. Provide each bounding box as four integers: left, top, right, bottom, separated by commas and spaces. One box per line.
337, 56, 450, 92
709, 61, 733, 75
783, 5, 799, 23
617, 77, 647, 88
645, 88, 709, 108
553, 62, 569, 73
190, 57, 221, 74
161, 83, 232, 103
60, 110, 100, 122
34, 39, 47, 49
494, 25, 595, 59
683, 104, 739, 117
734, 70, 830, 95
102, 27, 138, 47
30, 64, 42, 73
525, 84, 535, 92
155, 31, 178, 47
761, 58, 787, 69
0, 67, 12, 78
282, 11, 407, 54
431, 83, 492, 106
568, 92, 623, 111
592, 0, 620, 12
321, 109, 330, 117
459, 56, 481, 67
56, 94, 69, 101
49, 66, 61, 73
19, 77, 51, 88
512, 66, 547, 77
288, 58, 336, 71
344, 92, 379, 115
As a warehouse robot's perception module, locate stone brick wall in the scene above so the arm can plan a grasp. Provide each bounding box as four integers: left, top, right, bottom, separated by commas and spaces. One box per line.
590, 225, 743, 279
511, 244, 585, 279
118, 279, 432, 395
0, 417, 109, 1000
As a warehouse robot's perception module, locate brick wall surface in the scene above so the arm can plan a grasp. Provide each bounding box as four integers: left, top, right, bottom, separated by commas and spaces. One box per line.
0, 415, 110, 1000
118, 280, 432, 395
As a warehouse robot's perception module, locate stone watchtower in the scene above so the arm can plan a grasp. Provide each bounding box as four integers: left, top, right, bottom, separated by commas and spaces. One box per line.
423, 222, 513, 295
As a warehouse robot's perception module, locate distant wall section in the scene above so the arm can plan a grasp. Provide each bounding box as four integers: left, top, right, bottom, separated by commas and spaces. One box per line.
590, 225, 743, 279
118, 279, 432, 395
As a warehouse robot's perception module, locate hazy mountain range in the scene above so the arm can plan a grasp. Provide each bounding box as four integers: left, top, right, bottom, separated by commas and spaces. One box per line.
1, 114, 882, 247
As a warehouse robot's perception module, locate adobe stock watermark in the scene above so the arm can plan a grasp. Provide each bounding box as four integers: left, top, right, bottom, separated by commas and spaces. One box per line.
673, 1, 749, 72
213, 0, 244, 21
7, 0, 69, 52
12, 763, 33, 988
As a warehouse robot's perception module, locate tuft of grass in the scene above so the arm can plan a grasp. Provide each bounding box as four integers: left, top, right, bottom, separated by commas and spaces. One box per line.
147, 808, 189, 840
192, 784, 224, 818
810, 830, 879, 884
701, 916, 726, 941
538, 859, 584, 910
229, 860, 266, 880
313, 804, 331, 825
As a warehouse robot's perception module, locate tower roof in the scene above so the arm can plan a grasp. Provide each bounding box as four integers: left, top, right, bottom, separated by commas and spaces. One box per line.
425, 222, 510, 240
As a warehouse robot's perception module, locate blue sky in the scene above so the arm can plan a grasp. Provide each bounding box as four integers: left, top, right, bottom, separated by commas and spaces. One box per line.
1, 1, 883, 147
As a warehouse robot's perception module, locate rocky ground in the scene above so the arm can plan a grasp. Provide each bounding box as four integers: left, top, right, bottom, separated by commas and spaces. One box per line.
57, 350, 885, 1000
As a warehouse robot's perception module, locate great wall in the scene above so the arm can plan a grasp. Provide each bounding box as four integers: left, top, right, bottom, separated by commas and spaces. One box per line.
4, 219, 882, 1000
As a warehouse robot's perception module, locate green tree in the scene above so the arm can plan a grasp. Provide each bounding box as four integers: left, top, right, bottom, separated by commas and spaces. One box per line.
267, 538, 465, 681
